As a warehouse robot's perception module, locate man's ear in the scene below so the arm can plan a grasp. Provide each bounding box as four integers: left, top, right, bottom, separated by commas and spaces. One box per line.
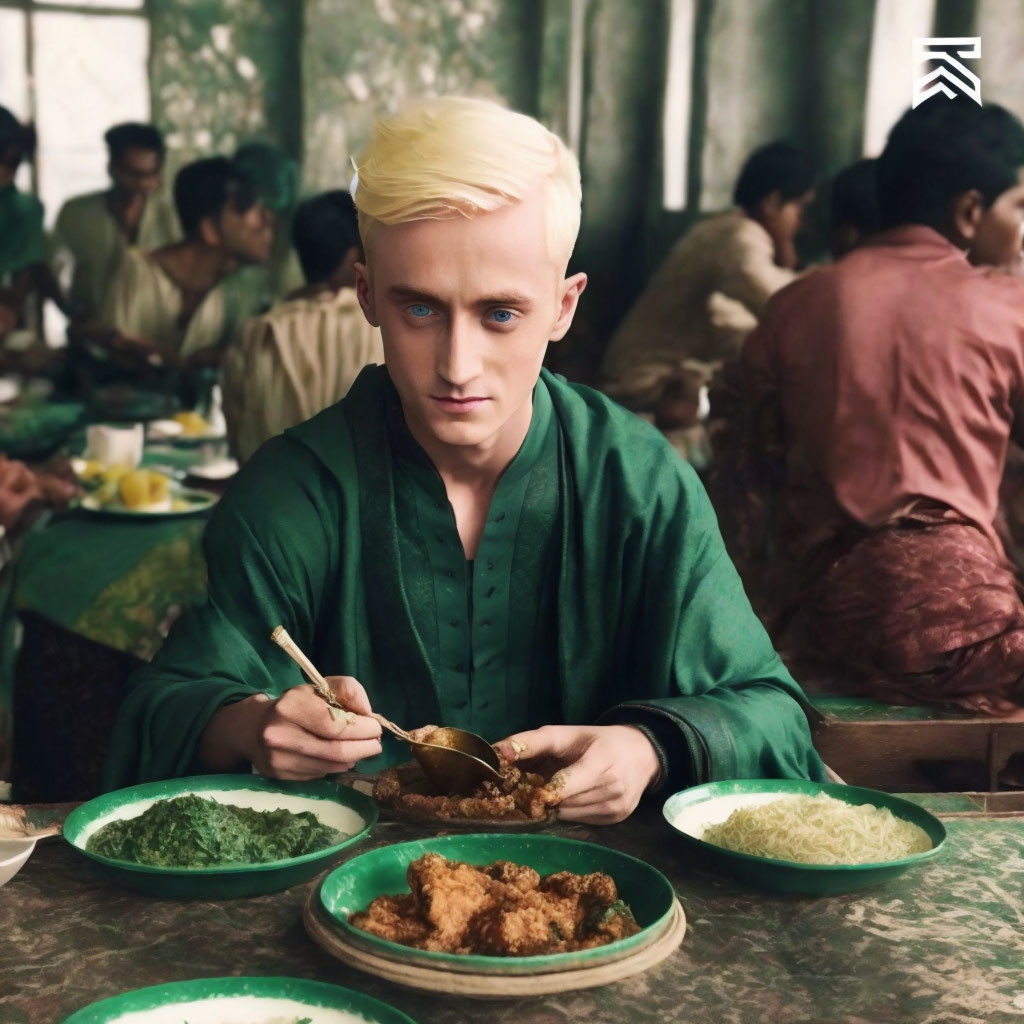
950, 189, 985, 245
354, 261, 379, 327
757, 190, 784, 221
198, 216, 221, 248
549, 272, 588, 343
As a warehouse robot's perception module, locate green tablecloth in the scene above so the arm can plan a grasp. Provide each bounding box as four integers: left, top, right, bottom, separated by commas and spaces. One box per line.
13, 444, 214, 660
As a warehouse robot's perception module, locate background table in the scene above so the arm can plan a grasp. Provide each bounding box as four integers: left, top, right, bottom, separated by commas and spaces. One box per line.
3, 797, 1023, 1024
8, 442, 222, 801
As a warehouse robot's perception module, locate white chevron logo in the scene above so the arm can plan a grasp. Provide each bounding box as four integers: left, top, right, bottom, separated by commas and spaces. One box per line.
913, 37, 981, 107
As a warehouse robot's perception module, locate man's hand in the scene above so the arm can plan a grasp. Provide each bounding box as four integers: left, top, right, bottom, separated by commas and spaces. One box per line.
199, 675, 383, 779
0, 457, 43, 530
494, 724, 660, 825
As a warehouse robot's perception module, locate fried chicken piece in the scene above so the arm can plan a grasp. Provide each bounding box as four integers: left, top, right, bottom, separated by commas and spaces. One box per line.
470, 888, 580, 956
348, 854, 639, 956
482, 859, 541, 893
348, 893, 432, 946
371, 756, 558, 821
541, 869, 619, 904
406, 852, 502, 951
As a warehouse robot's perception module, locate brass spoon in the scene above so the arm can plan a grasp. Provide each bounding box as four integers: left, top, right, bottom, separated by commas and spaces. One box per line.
270, 626, 503, 794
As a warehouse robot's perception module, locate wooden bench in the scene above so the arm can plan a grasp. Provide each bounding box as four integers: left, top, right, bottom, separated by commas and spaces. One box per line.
809, 696, 1024, 792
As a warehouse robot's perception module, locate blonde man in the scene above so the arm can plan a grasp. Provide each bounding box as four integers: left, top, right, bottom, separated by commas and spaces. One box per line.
105, 98, 823, 819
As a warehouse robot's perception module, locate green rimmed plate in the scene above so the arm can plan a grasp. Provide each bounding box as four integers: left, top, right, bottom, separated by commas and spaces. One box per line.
317, 832, 677, 975
78, 484, 217, 518
63, 774, 378, 898
663, 779, 946, 895
61, 975, 417, 1023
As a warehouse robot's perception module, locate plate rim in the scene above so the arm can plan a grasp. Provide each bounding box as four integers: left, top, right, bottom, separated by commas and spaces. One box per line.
63, 774, 378, 877
319, 831, 677, 972
78, 484, 217, 518
60, 974, 418, 1024
661, 778, 947, 873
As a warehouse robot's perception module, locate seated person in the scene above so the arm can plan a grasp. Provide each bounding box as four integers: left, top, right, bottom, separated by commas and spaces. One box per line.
233, 140, 304, 300
52, 122, 178, 323
827, 158, 880, 260
0, 107, 67, 353
0, 455, 75, 533
103, 97, 824, 822
740, 97, 1024, 718
600, 141, 817, 424
97, 156, 272, 373
222, 189, 384, 463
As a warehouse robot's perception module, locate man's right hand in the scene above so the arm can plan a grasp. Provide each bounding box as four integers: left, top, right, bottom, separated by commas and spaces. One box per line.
199, 675, 383, 779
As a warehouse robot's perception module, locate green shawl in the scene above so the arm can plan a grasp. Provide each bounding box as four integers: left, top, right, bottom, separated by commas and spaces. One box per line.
103, 366, 823, 790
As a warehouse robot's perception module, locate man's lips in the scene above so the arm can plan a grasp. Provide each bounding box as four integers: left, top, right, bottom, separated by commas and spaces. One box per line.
431, 395, 489, 410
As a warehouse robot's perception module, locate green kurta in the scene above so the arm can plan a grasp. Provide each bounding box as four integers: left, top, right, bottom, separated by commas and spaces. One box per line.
103, 366, 824, 792
0, 183, 46, 277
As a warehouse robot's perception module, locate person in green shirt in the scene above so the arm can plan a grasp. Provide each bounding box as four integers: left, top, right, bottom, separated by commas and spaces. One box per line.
104, 97, 824, 822
0, 107, 48, 342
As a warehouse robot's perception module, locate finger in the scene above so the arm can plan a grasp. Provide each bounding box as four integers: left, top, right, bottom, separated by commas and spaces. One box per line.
261, 751, 359, 779
327, 675, 373, 716
262, 722, 383, 766
545, 754, 612, 804
556, 803, 633, 826
493, 725, 577, 765
555, 781, 620, 810
277, 686, 381, 740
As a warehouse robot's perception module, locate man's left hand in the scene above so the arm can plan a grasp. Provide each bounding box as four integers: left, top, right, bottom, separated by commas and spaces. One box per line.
493, 724, 660, 825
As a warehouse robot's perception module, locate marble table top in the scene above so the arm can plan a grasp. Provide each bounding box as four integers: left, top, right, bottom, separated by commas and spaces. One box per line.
2, 799, 1023, 1024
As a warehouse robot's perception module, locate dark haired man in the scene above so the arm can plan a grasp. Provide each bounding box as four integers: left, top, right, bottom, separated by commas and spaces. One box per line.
222, 189, 383, 462
828, 158, 880, 260
101, 155, 272, 369
52, 122, 178, 321
601, 140, 817, 426
741, 98, 1024, 716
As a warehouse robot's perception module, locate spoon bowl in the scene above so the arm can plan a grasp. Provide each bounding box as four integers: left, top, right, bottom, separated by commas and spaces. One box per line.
410, 726, 504, 795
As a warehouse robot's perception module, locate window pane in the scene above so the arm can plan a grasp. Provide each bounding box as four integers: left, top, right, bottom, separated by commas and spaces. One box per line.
32, 11, 150, 225
0, 10, 28, 119
862, 0, 936, 155
0, 12, 32, 195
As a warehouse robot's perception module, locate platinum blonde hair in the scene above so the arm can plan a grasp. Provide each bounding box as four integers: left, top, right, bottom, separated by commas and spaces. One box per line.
353, 96, 582, 272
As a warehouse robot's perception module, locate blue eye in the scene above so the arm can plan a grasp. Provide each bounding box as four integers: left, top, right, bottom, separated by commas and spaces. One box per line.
408, 304, 432, 318
489, 309, 514, 324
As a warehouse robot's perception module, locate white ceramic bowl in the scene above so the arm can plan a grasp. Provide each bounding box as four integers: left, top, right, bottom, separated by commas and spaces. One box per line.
0, 837, 37, 887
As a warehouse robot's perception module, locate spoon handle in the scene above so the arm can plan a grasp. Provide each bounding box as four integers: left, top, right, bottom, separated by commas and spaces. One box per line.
271, 625, 413, 740
270, 625, 351, 724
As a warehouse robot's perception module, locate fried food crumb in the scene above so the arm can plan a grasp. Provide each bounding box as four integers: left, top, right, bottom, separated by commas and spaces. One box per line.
374, 755, 560, 821
349, 853, 640, 956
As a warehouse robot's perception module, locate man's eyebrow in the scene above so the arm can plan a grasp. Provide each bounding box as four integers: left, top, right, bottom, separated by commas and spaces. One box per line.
386, 285, 534, 309
476, 292, 534, 308
387, 285, 444, 304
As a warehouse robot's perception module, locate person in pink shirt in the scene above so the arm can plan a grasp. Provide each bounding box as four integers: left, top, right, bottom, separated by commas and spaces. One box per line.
739, 97, 1024, 716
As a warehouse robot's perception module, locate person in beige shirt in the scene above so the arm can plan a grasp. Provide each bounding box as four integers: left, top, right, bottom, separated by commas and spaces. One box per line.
601, 141, 817, 423
52, 123, 179, 322
222, 189, 384, 462
100, 156, 272, 371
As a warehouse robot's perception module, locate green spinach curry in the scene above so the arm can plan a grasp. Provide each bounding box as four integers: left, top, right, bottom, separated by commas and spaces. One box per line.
86, 794, 340, 867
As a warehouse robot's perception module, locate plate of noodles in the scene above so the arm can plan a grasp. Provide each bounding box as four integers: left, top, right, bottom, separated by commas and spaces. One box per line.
662, 779, 946, 895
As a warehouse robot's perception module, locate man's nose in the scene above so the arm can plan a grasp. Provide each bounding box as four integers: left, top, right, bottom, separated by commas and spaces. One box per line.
437, 317, 483, 386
